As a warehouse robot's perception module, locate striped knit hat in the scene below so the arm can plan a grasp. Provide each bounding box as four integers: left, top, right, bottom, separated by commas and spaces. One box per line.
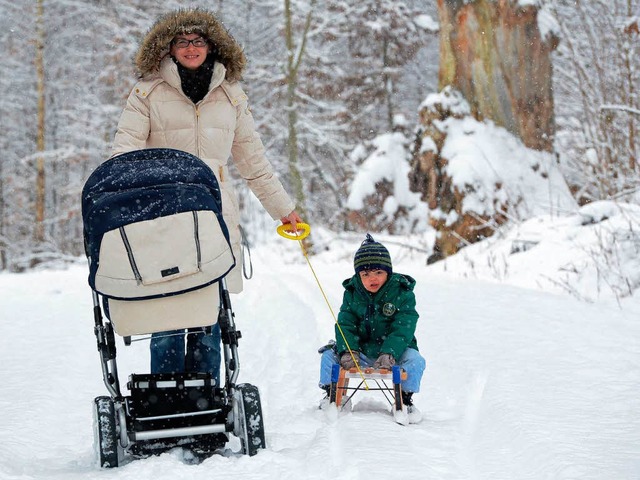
354, 234, 392, 275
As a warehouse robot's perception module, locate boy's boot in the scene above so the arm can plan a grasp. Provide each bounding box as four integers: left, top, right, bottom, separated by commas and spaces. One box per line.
401, 391, 422, 424
318, 385, 331, 410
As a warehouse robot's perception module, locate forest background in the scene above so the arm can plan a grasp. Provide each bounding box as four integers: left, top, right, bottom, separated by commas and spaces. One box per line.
0, 0, 637, 272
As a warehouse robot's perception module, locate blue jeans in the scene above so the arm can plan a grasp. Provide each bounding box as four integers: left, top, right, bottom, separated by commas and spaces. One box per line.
319, 348, 425, 393
150, 323, 221, 386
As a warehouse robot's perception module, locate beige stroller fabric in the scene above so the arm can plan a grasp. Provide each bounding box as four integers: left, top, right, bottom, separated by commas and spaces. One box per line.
95, 209, 232, 336
95, 210, 234, 300
108, 283, 220, 336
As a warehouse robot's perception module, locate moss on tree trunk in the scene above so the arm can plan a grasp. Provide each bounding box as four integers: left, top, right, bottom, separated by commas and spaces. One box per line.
438, 0, 557, 151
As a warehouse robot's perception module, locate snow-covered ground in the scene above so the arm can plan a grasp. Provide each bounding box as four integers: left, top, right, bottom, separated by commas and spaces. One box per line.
2, 231, 640, 479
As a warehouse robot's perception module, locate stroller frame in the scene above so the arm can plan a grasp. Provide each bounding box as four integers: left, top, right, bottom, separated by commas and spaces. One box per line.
92, 277, 265, 467
83, 149, 264, 467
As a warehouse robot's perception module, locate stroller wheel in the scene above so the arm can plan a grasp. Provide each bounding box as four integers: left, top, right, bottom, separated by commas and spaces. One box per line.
233, 384, 266, 456
93, 396, 124, 468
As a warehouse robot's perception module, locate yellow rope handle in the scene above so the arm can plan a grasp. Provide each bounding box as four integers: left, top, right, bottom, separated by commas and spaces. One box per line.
276, 222, 311, 240
288, 232, 370, 390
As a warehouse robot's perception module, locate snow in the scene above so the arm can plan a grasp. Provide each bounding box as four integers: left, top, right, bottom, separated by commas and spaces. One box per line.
538, 9, 560, 43
1, 40, 637, 476
430, 201, 640, 302
517, 0, 541, 7
349, 87, 576, 232
420, 86, 472, 117
414, 14, 439, 33
347, 131, 418, 211
2, 228, 640, 479
440, 115, 575, 219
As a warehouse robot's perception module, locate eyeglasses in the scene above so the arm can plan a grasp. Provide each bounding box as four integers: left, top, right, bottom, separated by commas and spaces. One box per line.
172, 37, 208, 49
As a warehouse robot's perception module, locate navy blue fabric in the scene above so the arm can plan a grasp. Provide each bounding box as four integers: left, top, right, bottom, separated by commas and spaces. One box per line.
81, 149, 232, 295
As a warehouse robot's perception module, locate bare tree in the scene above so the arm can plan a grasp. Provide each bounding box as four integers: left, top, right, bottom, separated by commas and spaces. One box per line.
549, 0, 639, 203
326, 0, 434, 141
236, 0, 355, 228
34, 0, 46, 248
0, 0, 440, 268
283, 0, 315, 220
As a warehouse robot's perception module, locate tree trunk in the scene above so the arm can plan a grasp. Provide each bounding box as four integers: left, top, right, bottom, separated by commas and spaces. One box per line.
0, 150, 4, 269
382, 36, 394, 130
437, 0, 558, 151
411, 1, 560, 262
283, 0, 312, 220
34, 0, 46, 245
623, 1, 637, 170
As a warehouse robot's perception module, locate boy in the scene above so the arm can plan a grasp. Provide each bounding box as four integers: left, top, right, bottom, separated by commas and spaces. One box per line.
319, 234, 425, 424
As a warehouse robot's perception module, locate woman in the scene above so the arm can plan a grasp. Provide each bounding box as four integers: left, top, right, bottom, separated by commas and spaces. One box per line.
111, 9, 303, 383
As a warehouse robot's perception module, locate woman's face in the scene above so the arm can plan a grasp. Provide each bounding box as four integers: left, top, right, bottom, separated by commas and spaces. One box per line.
170, 33, 210, 70
359, 269, 388, 293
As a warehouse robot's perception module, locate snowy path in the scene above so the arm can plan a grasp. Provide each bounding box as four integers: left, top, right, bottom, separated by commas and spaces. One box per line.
1, 252, 639, 479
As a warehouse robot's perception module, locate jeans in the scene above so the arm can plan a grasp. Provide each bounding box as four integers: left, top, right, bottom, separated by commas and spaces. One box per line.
150, 323, 221, 386
319, 348, 425, 393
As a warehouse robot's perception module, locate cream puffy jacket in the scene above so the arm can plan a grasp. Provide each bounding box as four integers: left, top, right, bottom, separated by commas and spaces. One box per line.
112, 57, 295, 293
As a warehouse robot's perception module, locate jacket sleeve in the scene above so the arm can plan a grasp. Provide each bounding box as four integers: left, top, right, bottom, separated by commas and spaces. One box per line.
380, 291, 419, 359
110, 81, 155, 158
335, 290, 361, 354
224, 82, 296, 220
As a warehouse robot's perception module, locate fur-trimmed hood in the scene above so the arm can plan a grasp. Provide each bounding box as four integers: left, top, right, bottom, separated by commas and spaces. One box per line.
135, 9, 246, 81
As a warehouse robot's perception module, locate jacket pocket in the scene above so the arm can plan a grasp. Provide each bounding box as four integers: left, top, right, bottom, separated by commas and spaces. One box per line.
116, 210, 202, 285
95, 209, 234, 299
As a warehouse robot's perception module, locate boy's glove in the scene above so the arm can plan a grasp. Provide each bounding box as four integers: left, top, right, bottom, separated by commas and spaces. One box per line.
340, 351, 359, 369
373, 353, 395, 370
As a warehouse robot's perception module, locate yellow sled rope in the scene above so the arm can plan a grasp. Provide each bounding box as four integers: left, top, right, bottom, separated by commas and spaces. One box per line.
277, 223, 369, 389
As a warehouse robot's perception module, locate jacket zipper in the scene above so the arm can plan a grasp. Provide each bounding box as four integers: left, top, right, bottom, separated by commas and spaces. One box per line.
195, 105, 200, 156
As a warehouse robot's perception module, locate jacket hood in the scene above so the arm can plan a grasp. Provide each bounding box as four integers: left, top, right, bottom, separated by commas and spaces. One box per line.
135, 8, 246, 81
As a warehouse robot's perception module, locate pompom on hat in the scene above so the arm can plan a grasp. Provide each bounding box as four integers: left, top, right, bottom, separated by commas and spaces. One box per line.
354, 234, 392, 275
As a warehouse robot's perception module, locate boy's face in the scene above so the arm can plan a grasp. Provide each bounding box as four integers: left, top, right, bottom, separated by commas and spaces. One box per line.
359, 269, 388, 293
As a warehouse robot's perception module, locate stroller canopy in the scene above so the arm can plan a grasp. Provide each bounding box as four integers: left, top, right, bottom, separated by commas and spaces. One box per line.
81, 148, 234, 300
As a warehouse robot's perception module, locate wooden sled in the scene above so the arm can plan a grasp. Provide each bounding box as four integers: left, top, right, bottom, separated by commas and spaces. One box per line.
328, 364, 408, 413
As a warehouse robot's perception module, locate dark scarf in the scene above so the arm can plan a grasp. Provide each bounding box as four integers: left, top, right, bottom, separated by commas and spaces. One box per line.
174, 53, 216, 104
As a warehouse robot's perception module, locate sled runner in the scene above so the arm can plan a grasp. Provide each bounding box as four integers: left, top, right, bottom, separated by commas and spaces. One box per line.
328, 364, 409, 423
82, 149, 266, 467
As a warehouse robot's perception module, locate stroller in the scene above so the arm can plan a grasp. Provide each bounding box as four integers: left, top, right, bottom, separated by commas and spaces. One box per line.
81, 148, 265, 467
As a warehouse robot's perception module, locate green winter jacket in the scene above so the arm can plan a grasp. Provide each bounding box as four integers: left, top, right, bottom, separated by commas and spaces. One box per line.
335, 273, 419, 360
